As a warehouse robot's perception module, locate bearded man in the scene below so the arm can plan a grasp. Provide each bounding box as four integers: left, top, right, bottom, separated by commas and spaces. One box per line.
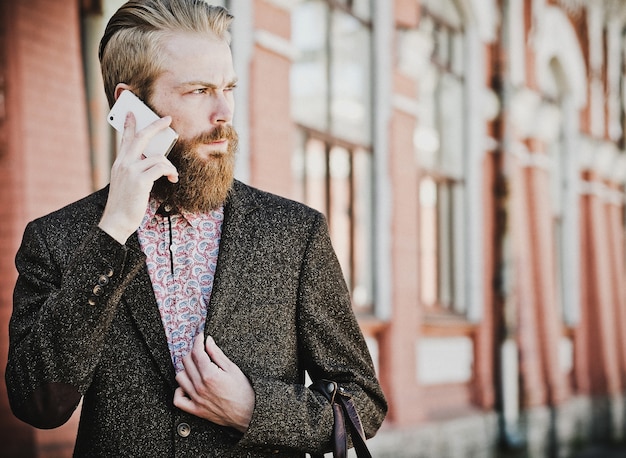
5, 1, 386, 457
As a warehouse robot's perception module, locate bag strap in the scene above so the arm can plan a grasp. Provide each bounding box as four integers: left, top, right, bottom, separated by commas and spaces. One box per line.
336, 389, 371, 458
311, 380, 373, 458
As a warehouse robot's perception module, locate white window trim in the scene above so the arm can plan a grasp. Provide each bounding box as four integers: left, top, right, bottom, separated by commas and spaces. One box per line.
372, 0, 394, 320
462, 23, 486, 323
229, 0, 254, 183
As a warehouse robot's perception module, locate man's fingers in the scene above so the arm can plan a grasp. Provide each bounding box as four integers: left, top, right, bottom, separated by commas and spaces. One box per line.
117, 112, 137, 153
123, 111, 137, 133
180, 340, 205, 386
137, 156, 179, 183
178, 335, 234, 391
173, 335, 255, 431
181, 335, 220, 389
119, 113, 173, 160
173, 386, 199, 415
175, 371, 194, 397
205, 336, 231, 371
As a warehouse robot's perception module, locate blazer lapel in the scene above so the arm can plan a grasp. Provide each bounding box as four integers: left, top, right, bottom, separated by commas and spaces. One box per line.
124, 235, 178, 390
94, 186, 177, 389
206, 181, 261, 332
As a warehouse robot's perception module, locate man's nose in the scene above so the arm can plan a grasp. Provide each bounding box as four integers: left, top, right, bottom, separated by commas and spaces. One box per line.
210, 94, 233, 125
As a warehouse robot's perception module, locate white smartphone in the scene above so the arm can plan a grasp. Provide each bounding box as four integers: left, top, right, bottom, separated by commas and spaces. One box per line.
107, 89, 179, 157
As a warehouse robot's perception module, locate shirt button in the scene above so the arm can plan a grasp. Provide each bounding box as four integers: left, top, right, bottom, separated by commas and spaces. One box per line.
177, 422, 191, 438
164, 204, 173, 213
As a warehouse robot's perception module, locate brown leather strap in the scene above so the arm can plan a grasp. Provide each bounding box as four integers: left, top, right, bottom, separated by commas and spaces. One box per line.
337, 390, 372, 458
332, 402, 347, 458
310, 380, 373, 458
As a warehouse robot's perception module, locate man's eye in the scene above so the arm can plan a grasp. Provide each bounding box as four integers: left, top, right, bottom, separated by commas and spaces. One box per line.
192, 88, 207, 94
225, 85, 237, 92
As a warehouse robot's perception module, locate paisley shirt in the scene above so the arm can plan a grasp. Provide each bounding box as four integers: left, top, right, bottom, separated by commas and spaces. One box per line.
137, 198, 223, 373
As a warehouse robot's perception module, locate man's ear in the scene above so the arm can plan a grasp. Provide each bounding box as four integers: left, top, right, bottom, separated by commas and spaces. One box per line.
114, 83, 132, 101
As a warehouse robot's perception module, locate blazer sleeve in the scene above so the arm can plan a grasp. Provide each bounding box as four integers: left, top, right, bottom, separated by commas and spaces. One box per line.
5, 221, 146, 429
237, 212, 387, 454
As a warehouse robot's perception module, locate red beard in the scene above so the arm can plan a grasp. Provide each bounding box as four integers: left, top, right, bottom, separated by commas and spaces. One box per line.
151, 124, 238, 212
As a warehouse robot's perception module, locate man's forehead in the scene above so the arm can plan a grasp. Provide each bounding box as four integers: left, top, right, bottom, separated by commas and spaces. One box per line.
157, 34, 235, 83
162, 30, 230, 52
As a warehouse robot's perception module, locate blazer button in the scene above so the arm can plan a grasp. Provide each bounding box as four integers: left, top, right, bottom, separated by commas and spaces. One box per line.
92, 285, 104, 296
105, 267, 114, 278
97, 275, 110, 286
177, 422, 191, 438
88, 296, 97, 306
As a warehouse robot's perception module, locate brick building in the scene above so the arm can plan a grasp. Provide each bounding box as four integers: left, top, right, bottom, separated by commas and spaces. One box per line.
2, 0, 626, 456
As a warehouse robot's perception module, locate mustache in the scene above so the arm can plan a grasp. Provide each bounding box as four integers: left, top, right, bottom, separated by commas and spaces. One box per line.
192, 125, 238, 144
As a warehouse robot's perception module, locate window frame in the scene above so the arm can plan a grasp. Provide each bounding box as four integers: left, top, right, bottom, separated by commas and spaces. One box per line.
291, 0, 375, 315
417, 3, 468, 318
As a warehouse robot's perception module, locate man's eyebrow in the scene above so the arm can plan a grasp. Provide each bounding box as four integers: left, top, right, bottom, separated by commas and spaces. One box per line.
178, 78, 239, 89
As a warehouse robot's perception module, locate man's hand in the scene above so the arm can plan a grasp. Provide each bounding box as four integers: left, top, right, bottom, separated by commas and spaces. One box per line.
98, 112, 179, 244
174, 335, 256, 433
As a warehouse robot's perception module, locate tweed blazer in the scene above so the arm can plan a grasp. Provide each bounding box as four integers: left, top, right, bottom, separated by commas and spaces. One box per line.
6, 180, 387, 457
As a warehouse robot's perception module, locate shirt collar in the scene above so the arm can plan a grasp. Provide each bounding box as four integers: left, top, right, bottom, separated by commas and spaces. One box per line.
142, 196, 223, 229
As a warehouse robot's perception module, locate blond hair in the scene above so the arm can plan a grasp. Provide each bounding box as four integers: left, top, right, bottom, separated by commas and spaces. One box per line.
99, 0, 233, 107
